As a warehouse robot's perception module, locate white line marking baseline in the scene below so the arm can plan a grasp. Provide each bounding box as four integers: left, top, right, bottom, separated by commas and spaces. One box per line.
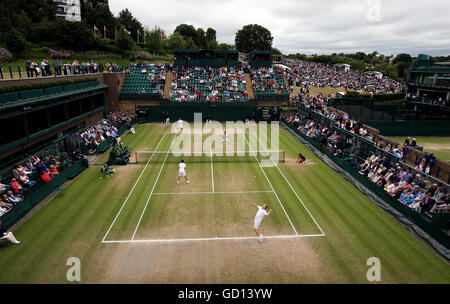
102, 234, 325, 244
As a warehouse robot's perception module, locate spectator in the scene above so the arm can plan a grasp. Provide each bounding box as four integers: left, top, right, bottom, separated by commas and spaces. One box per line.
19, 172, 36, 187
0, 220, 21, 245
9, 178, 22, 194
40, 170, 52, 183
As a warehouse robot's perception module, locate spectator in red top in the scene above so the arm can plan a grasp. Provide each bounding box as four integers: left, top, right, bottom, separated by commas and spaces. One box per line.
40, 170, 52, 183
49, 165, 59, 175
10, 178, 22, 194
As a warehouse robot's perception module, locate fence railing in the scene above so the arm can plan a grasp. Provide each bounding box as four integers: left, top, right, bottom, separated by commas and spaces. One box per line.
296, 102, 450, 188
0, 64, 124, 80
283, 120, 450, 249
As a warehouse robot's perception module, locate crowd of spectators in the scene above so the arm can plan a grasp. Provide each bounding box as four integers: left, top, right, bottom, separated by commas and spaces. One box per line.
251, 67, 289, 95
296, 92, 429, 163
358, 155, 449, 214
282, 58, 404, 94
1, 111, 134, 219
76, 112, 134, 153
285, 111, 449, 215
25, 59, 122, 78
0, 152, 82, 218
169, 66, 248, 103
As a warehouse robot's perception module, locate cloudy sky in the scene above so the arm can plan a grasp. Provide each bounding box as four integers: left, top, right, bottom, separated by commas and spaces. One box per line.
109, 0, 450, 56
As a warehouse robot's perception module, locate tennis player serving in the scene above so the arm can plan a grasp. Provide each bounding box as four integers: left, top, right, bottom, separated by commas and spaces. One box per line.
250, 203, 273, 243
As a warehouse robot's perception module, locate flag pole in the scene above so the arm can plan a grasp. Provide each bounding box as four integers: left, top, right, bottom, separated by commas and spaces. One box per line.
104, 26, 106, 39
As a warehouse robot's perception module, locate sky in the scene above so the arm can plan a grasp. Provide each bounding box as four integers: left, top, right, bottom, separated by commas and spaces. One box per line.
109, 0, 450, 57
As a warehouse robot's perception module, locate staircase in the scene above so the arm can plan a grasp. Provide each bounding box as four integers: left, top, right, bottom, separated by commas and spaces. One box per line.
290, 86, 302, 99
244, 74, 255, 100
163, 72, 173, 99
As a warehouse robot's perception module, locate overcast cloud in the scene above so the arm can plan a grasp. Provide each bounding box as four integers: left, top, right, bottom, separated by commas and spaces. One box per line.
109, 0, 450, 56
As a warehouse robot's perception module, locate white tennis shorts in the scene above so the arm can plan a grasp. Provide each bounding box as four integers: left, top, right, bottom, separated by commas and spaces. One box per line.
254, 219, 262, 230
179, 170, 186, 177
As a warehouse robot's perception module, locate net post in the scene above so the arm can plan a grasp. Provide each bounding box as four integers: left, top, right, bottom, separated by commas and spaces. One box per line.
283, 150, 285, 162
135, 152, 138, 163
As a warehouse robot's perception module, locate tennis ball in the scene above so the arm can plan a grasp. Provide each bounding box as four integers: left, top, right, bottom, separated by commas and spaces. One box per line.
254, 176, 256, 178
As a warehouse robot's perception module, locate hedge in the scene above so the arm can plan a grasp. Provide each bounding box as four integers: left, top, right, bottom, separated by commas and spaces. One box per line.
0, 77, 97, 94
345, 91, 406, 102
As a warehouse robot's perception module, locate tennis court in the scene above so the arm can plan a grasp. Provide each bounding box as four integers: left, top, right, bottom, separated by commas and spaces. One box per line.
102, 125, 324, 243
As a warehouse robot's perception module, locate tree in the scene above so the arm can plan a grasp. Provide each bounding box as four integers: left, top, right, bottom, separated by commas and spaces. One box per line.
392, 53, 412, 64
217, 43, 234, 50
174, 24, 197, 42
116, 26, 135, 51
205, 28, 217, 49
168, 32, 185, 50
184, 37, 197, 49
146, 26, 165, 55
195, 28, 206, 49
205, 28, 216, 42
4, 28, 27, 54
81, 0, 118, 32
272, 47, 282, 56
235, 24, 273, 53
117, 8, 143, 42
206, 40, 218, 49
350, 60, 365, 71
17, 0, 56, 23
30, 19, 95, 51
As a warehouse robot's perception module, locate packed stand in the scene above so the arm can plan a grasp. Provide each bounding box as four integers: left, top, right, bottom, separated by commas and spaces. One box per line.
76, 111, 134, 154
357, 156, 449, 214
251, 67, 289, 97
169, 66, 248, 103
285, 112, 449, 215
0, 152, 83, 218
282, 58, 404, 94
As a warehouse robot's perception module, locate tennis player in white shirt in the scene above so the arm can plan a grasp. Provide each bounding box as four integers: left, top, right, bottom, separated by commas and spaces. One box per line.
250, 203, 273, 242
177, 159, 190, 185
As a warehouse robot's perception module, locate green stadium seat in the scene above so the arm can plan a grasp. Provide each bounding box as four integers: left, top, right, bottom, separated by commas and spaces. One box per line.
0, 92, 20, 104
19, 89, 44, 100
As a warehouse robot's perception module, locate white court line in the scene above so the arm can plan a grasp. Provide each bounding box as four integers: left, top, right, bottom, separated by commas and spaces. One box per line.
131, 134, 178, 240
243, 134, 299, 236
102, 234, 325, 244
152, 190, 274, 195
210, 142, 214, 192
101, 132, 168, 243
251, 133, 325, 236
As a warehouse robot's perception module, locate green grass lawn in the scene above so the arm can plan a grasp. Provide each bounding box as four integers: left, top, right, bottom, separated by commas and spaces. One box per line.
389, 136, 450, 161
0, 123, 448, 283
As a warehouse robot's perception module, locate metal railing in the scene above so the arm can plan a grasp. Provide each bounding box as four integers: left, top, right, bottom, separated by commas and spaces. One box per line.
0, 64, 124, 80
296, 102, 450, 189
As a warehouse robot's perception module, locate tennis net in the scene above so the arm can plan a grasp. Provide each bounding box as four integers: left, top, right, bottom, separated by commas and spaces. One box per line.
135, 150, 285, 164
